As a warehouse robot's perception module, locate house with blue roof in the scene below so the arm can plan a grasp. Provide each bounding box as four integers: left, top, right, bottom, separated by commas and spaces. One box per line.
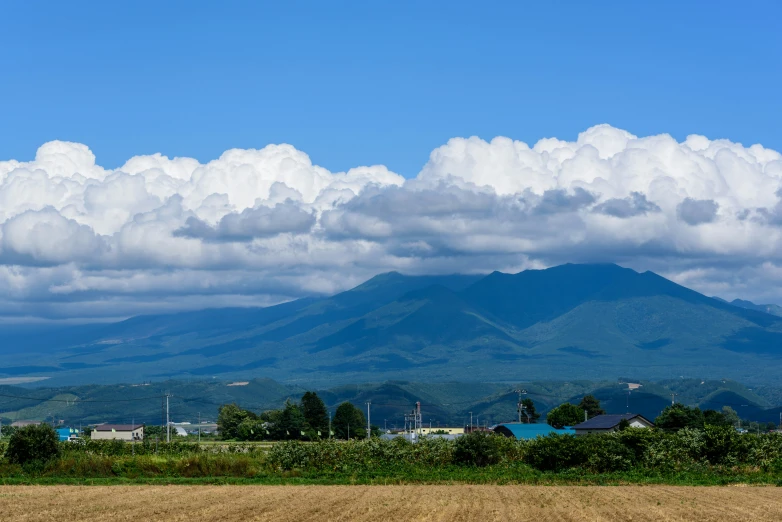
493, 423, 573, 440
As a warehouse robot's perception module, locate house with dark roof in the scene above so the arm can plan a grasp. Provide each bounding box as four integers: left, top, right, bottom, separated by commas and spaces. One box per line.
572, 414, 653, 436
90, 424, 144, 441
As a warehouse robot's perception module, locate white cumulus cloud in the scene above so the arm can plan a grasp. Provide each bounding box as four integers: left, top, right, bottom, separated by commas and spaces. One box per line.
1, 125, 782, 320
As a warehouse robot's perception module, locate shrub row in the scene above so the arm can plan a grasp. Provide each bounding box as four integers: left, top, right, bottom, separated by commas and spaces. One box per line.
6, 426, 782, 479
268, 427, 782, 473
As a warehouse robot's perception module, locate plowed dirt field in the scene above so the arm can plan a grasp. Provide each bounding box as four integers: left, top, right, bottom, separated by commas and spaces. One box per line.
1, 484, 781, 521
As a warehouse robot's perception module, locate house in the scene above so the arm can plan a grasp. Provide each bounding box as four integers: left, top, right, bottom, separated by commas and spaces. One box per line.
572, 414, 654, 435
493, 423, 574, 440
90, 424, 144, 441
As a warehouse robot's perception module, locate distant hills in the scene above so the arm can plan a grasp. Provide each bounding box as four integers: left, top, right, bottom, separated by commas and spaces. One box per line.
2, 263, 782, 386
722, 298, 782, 318
1, 377, 779, 427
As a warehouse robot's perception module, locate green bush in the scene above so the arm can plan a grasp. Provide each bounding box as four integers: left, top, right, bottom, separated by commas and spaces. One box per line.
453, 432, 508, 467
5, 424, 60, 465
524, 433, 633, 472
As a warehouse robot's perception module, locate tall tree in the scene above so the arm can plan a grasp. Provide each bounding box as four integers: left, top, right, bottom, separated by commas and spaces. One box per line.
520, 398, 541, 423
546, 403, 586, 429
217, 403, 255, 440
654, 403, 704, 432
301, 391, 329, 438
703, 409, 731, 427
264, 400, 307, 440
721, 406, 740, 427
578, 395, 605, 419
333, 401, 366, 439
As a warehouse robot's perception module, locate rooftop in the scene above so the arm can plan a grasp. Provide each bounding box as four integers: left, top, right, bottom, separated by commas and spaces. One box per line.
494, 423, 573, 439
94, 424, 143, 431
572, 414, 652, 430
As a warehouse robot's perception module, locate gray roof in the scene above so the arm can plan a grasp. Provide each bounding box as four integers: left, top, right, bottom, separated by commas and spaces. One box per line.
572, 414, 653, 430
94, 424, 143, 431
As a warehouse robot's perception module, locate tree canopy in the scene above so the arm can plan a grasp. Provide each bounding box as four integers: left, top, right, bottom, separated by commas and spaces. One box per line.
546, 403, 585, 429
520, 398, 541, 423
301, 391, 329, 438
578, 395, 605, 419
654, 403, 705, 432
333, 401, 366, 439
218, 392, 329, 441
217, 403, 256, 440
5, 424, 60, 465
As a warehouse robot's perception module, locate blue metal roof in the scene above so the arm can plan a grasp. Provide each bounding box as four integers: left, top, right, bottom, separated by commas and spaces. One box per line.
572, 414, 652, 430
56, 427, 80, 441
493, 423, 573, 440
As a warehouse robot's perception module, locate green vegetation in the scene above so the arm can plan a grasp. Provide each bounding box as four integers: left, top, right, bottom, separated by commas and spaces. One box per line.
332, 402, 366, 440
5, 426, 782, 485
519, 398, 540, 423
4, 424, 60, 465
546, 403, 585, 428
578, 395, 605, 418
218, 392, 337, 441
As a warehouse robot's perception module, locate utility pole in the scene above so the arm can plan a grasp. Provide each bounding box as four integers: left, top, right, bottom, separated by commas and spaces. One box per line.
329, 411, 332, 439
166, 392, 171, 443
198, 412, 201, 443
366, 401, 371, 440
469, 411, 473, 432
515, 389, 527, 423
626, 391, 630, 413
671, 393, 676, 406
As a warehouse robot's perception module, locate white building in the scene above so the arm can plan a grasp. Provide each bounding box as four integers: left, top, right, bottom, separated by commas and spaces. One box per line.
91, 424, 144, 441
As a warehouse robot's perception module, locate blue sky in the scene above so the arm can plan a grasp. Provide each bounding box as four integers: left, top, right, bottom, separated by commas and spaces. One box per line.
1, 1, 780, 177
1, 1, 782, 321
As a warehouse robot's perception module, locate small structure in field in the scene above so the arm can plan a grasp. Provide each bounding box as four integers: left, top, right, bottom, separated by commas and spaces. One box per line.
572, 414, 653, 435
91, 424, 144, 441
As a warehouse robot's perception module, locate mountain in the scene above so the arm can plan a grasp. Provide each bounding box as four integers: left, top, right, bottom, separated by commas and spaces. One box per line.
2, 263, 782, 386
726, 299, 782, 318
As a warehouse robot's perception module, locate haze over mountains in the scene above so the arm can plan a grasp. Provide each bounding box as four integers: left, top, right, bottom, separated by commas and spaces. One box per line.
2, 263, 782, 386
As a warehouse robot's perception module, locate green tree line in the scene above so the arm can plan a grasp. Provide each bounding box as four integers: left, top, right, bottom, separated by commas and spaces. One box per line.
217, 392, 378, 441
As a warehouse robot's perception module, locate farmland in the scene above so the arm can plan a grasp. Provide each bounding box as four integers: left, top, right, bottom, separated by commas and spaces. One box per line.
1, 485, 781, 521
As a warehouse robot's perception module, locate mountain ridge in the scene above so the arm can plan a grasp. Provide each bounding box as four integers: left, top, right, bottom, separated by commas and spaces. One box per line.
2, 263, 782, 386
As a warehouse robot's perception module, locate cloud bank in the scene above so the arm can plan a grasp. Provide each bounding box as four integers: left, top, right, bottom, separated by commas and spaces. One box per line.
2, 124, 782, 320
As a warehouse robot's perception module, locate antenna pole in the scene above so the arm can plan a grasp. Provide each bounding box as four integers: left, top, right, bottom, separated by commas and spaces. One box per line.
366, 401, 371, 440
166, 393, 171, 443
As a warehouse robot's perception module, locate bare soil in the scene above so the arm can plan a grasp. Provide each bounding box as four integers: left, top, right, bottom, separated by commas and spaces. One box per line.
1, 485, 781, 521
